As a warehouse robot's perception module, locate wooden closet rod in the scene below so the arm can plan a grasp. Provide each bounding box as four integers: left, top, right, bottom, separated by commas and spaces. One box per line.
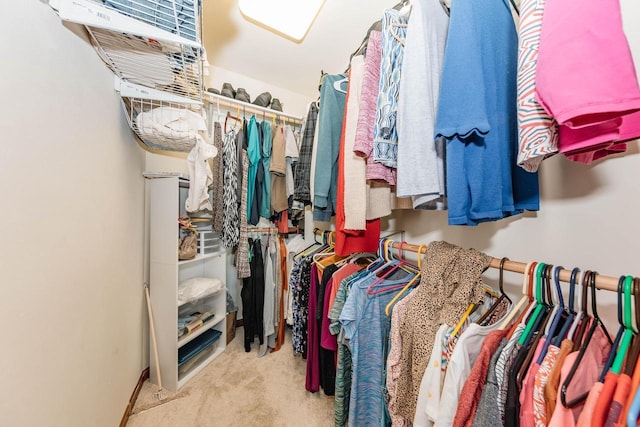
205, 92, 304, 124
248, 226, 300, 234
312, 229, 623, 292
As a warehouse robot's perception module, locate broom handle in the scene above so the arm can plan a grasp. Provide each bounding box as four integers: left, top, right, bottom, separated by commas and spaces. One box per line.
144, 284, 163, 390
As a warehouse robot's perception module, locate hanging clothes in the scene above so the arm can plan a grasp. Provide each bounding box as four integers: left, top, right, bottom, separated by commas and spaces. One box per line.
396, 0, 449, 210
434, 0, 539, 226
313, 74, 348, 222
335, 58, 381, 256
250, 121, 264, 225
210, 122, 225, 230
388, 289, 417, 427
372, 7, 408, 170
185, 135, 217, 213
259, 235, 276, 357
341, 267, 415, 426
222, 128, 239, 248
235, 151, 251, 279
293, 102, 318, 205
515, 0, 559, 172
396, 242, 491, 420
340, 55, 368, 231
246, 116, 260, 221
242, 238, 265, 352
453, 328, 510, 427
260, 121, 272, 219
270, 125, 288, 214
353, 30, 397, 186
535, 0, 640, 164
291, 256, 313, 358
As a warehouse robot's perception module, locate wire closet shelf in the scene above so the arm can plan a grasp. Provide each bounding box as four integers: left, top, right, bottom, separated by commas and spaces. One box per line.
51, 0, 204, 102
50, 0, 207, 152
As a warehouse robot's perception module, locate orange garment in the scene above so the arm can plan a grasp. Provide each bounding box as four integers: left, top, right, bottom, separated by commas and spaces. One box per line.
622, 356, 640, 426
544, 339, 574, 420
327, 263, 361, 313
591, 372, 620, 427
608, 373, 631, 426
271, 236, 288, 352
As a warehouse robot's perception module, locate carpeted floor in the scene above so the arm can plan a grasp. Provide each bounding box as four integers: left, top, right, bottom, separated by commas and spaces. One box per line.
128, 327, 334, 427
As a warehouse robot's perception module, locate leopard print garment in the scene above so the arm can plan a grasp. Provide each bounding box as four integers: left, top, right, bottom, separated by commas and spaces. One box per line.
395, 241, 491, 420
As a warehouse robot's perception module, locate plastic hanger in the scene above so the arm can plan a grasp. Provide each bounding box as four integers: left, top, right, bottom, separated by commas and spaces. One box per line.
571, 270, 593, 351
333, 77, 348, 94
518, 262, 549, 346
384, 244, 425, 316
500, 261, 536, 332
537, 265, 569, 363
609, 275, 634, 375
561, 271, 614, 408
367, 242, 419, 296
477, 258, 511, 326
552, 268, 580, 347
516, 275, 554, 391
566, 269, 584, 343
626, 278, 640, 427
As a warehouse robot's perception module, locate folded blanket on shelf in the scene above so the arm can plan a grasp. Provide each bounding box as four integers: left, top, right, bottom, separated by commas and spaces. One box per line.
135, 106, 206, 141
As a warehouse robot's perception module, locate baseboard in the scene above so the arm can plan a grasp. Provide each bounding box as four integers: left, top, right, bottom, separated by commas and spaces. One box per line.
119, 367, 150, 427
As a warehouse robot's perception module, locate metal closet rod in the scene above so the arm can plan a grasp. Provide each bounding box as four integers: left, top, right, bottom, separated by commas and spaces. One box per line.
204, 92, 304, 124
312, 229, 624, 292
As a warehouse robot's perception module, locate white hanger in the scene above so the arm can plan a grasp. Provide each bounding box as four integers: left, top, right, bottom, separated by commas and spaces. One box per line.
333, 77, 348, 93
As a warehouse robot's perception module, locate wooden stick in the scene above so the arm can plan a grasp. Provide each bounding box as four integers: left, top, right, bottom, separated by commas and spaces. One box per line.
312, 229, 624, 292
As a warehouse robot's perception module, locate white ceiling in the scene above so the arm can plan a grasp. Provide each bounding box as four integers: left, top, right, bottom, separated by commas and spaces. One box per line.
202, 0, 398, 99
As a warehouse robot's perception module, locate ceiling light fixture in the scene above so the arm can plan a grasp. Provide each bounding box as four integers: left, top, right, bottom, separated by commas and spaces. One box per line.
238, 0, 325, 43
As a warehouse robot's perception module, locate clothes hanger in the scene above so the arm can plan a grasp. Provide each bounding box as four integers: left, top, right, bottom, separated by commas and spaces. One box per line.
566, 269, 584, 343
516, 265, 555, 390
560, 271, 614, 408
500, 262, 536, 332
477, 257, 511, 326
224, 110, 242, 134
609, 275, 634, 375
518, 262, 549, 346
367, 242, 418, 296
536, 265, 569, 364
571, 270, 592, 351
384, 244, 426, 316
583, 274, 633, 427
625, 278, 640, 427
333, 77, 348, 94
551, 267, 580, 347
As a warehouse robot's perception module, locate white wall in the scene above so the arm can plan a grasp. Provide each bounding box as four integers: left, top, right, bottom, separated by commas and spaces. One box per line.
0, 2, 146, 426
398, 0, 640, 330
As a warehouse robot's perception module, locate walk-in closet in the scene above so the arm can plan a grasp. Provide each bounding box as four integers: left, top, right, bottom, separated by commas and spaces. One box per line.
3, 1, 640, 426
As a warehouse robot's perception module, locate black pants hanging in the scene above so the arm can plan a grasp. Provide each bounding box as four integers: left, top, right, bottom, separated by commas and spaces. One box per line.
242, 238, 265, 352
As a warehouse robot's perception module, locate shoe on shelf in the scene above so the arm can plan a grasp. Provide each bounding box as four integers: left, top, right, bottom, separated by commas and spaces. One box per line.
270, 98, 283, 112
235, 88, 251, 103
207, 88, 220, 95
221, 83, 235, 99
253, 92, 272, 107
